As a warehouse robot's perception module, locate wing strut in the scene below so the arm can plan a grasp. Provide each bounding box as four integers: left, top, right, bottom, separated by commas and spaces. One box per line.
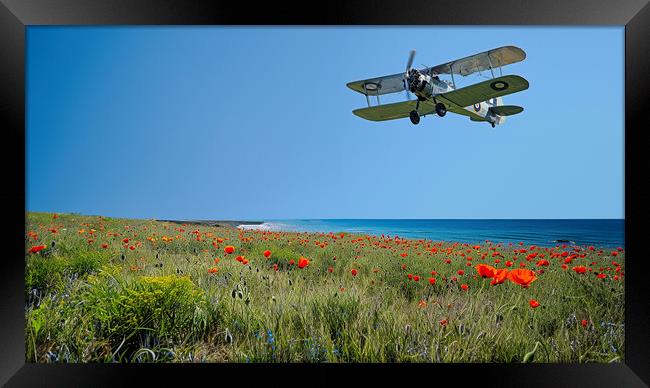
363, 82, 370, 107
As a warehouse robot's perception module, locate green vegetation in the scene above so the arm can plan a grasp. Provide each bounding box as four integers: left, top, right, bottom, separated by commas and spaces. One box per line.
25, 212, 625, 363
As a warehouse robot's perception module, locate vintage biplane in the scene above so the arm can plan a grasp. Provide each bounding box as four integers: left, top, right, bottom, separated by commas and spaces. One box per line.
346, 46, 529, 128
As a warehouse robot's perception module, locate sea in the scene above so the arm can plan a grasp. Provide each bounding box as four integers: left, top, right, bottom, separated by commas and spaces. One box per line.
239, 219, 625, 248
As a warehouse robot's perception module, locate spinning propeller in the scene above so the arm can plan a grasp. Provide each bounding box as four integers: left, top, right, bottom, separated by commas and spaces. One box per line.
403, 49, 416, 100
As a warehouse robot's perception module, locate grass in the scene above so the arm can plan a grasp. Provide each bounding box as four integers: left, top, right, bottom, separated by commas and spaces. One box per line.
24, 211, 625, 363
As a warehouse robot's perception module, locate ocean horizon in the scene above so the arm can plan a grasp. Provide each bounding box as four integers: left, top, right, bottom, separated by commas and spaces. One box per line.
239, 219, 625, 248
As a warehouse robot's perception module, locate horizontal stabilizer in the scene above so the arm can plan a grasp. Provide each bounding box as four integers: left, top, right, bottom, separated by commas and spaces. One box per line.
489, 105, 524, 116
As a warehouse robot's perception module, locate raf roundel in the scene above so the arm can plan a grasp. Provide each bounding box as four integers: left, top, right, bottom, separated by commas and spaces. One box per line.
490, 80, 509, 91
473, 103, 481, 112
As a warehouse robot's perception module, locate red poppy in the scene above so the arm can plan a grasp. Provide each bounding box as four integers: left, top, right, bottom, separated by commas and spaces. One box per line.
505, 260, 513, 267
581, 319, 588, 328
529, 299, 540, 308
507, 269, 537, 288
236, 255, 245, 262
431, 270, 437, 276
273, 263, 279, 271
242, 258, 249, 265
28, 245, 46, 254
439, 318, 448, 327
561, 264, 568, 270
490, 268, 509, 285
461, 284, 469, 291
407, 273, 413, 280
298, 256, 310, 269
400, 253, 408, 258
207, 267, 218, 274
214, 257, 220, 264
328, 266, 333, 273
457, 269, 465, 276
263, 250, 272, 258
596, 273, 607, 279
535, 259, 550, 267
413, 275, 420, 282
475, 264, 496, 278
428, 277, 436, 285
401, 264, 407, 270
224, 246, 235, 254
572, 265, 587, 274
101, 243, 108, 249
351, 269, 358, 277
289, 258, 295, 265
129, 245, 135, 251
122, 238, 129, 243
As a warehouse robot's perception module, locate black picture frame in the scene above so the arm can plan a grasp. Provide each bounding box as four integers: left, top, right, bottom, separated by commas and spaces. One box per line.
1, 0, 648, 386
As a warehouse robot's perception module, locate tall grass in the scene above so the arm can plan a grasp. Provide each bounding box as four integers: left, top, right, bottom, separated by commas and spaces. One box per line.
25, 212, 625, 363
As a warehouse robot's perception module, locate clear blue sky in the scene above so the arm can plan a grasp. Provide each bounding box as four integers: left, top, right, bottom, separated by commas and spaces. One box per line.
26, 27, 624, 220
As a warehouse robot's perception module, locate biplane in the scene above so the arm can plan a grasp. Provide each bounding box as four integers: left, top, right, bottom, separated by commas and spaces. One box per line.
346, 46, 529, 128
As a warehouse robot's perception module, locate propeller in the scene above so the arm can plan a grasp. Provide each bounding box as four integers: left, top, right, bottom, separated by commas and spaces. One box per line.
403, 49, 416, 101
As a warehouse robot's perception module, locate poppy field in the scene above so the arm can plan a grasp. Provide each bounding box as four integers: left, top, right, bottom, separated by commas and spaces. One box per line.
25, 212, 625, 363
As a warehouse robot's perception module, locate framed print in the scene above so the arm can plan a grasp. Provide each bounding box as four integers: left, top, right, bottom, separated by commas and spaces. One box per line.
1, 0, 649, 386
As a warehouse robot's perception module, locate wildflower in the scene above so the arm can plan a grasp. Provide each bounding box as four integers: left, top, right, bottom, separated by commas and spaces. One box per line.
401, 264, 407, 270
536, 259, 550, 267
407, 274, 413, 280
476, 264, 496, 278
328, 266, 333, 273
413, 275, 420, 282
101, 243, 108, 249
273, 263, 279, 271
439, 318, 448, 327
298, 256, 309, 269
596, 273, 607, 279
461, 284, 469, 291
572, 265, 587, 274
224, 246, 235, 254
428, 277, 436, 285
351, 269, 358, 277
208, 267, 218, 274
491, 268, 509, 285
529, 299, 540, 308
263, 250, 272, 258
457, 269, 465, 276
505, 260, 513, 267
418, 300, 427, 308
236, 255, 245, 262
122, 238, 129, 243
28, 245, 46, 254
129, 245, 135, 251
289, 259, 295, 266
581, 319, 588, 328
507, 269, 537, 288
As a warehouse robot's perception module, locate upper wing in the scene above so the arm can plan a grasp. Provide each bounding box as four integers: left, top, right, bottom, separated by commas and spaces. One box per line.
352, 100, 435, 121
437, 75, 529, 108
346, 72, 406, 96
427, 46, 526, 77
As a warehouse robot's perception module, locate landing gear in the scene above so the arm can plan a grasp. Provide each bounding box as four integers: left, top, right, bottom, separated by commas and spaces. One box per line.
491, 123, 495, 128
435, 102, 447, 117
409, 110, 420, 125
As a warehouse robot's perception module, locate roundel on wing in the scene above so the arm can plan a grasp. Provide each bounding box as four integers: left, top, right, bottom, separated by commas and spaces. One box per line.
490, 80, 509, 91
473, 103, 481, 112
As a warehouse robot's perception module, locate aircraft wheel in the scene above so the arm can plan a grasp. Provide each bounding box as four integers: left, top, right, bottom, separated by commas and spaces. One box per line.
409, 110, 420, 125
435, 103, 447, 117
491, 123, 495, 128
